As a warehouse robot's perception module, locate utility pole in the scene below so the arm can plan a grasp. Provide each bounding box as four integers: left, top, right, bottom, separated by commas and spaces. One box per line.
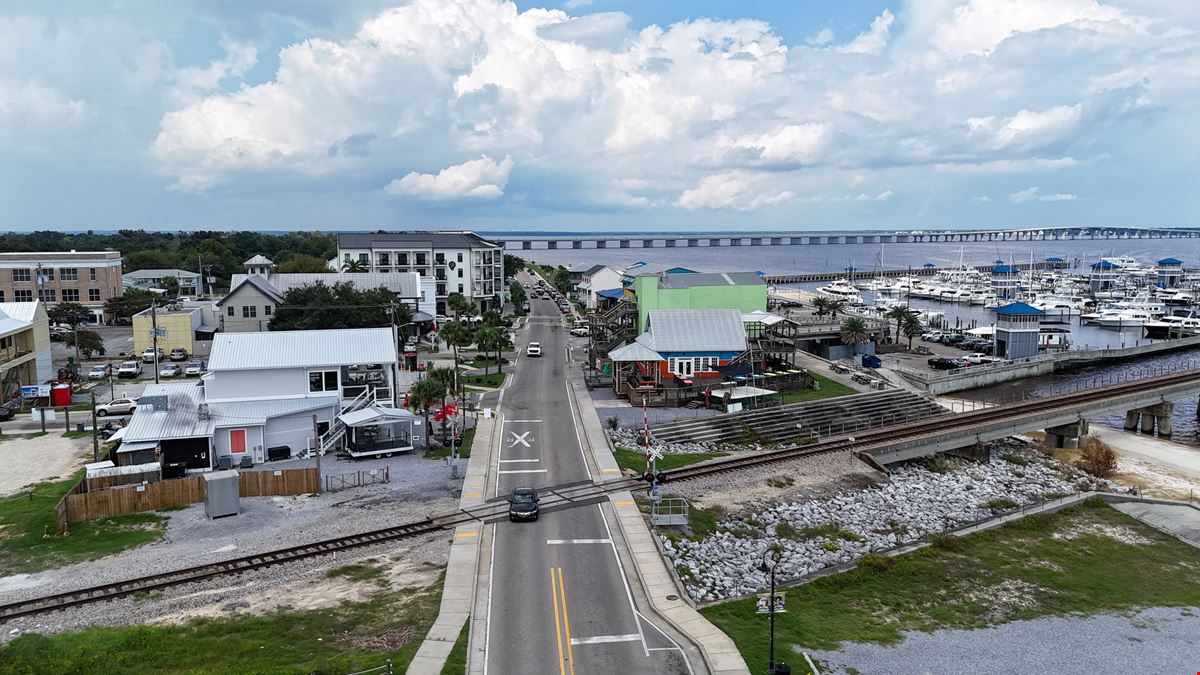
312, 414, 322, 493
90, 392, 98, 462
150, 300, 161, 384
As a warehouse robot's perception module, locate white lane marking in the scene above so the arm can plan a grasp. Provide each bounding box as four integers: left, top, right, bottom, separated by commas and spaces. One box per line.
509, 431, 533, 448
483, 522, 496, 675
503, 419, 543, 423
564, 379, 593, 481
637, 610, 696, 675
597, 504, 649, 656
497, 469, 547, 474
570, 634, 642, 646
546, 538, 613, 545
499, 458, 540, 463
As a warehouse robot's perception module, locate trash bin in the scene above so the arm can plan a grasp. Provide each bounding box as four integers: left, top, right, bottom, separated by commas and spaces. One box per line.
76, 423, 85, 433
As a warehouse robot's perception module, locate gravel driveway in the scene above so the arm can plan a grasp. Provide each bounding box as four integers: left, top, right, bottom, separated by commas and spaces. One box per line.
807, 607, 1200, 674
0, 434, 89, 497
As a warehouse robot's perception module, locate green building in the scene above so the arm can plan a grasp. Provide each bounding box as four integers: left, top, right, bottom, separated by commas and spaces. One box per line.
633, 272, 767, 332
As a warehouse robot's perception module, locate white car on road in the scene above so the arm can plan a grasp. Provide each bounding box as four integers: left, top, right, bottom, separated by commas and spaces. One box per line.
96, 397, 138, 417
526, 342, 542, 357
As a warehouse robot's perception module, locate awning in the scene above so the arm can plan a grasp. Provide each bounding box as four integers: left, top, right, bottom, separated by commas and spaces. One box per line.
339, 404, 420, 428
196, 323, 218, 333
608, 342, 665, 362
597, 288, 625, 300
413, 311, 434, 322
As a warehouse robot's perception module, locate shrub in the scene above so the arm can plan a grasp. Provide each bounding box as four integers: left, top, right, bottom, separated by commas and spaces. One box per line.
1075, 436, 1119, 478
982, 497, 1019, 511
1000, 454, 1030, 466
766, 476, 795, 488
775, 522, 798, 539
929, 533, 965, 552
821, 541, 840, 552
606, 416, 619, 431
856, 553, 895, 574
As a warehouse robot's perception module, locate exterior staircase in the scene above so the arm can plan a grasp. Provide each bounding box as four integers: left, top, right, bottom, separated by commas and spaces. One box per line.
313, 386, 384, 456
588, 301, 638, 369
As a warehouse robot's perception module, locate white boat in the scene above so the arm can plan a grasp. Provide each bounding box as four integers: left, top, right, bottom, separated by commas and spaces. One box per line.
1143, 314, 1200, 339
968, 288, 991, 305
1030, 296, 1083, 318
1094, 309, 1155, 328
815, 279, 865, 305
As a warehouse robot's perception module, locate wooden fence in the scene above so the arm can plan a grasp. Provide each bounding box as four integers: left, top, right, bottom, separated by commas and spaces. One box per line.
56, 467, 319, 532
86, 468, 161, 491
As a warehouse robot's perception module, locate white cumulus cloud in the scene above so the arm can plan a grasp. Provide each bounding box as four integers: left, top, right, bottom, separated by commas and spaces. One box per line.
1009, 186, 1078, 203
386, 155, 514, 200
677, 173, 793, 211
838, 10, 894, 54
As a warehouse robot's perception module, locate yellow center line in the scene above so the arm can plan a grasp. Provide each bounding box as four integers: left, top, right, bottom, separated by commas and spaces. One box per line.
455, 531, 478, 538
551, 568, 567, 675
557, 567, 577, 675
612, 499, 635, 506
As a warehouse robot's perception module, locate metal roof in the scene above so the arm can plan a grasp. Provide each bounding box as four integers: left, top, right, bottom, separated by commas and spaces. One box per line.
656, 272, 764, 289
243, 255, 274, 266
226, 272, 421, 301
209, 396, 339, 426
1090, 260, 1119, 269
124, 383, 214, 442
596, 288, 625, 300
123, 268, 201, 279
741, 310, 787, 326
608, 341, 665, 362
991, 265, 1020, 274
995, 301, 1044, 316
207, 327, 398, 371
1158, 258, 1184, 265
645, 309, 747, 352
336, 231, 502, 250
339, 404, 419, 427
0, 301, 40, 336
217, 276, 286, 306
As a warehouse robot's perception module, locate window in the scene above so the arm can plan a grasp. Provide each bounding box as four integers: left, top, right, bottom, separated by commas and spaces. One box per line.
308, 370, 339, 393
457, 252, 463, 263
227, 306, 235, 316
61, 268, 78, 281
11, 269, 30, 282
435, 253, 445, 265
358, 253, 368, 264
437, 283, 446, 296
40, 268, 54, 282
38, 289, 56, 302
264, 305, 272, 316
62, 289, 79, 302
416, 253, 427, 266
457, 268, 463, 278
376, 253, 390, 266
88, 288, 101, 302
14, 290, 33, 302
398, 253, 408, 265
0, 291, 3, 302
243, 306, 256, 318
89, 268, 96, 281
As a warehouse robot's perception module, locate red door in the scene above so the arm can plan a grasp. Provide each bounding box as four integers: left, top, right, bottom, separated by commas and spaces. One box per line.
230, 429, 246, 453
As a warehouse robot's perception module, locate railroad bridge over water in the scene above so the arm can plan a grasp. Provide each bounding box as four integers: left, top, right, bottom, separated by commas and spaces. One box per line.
500, 226, 1200, 250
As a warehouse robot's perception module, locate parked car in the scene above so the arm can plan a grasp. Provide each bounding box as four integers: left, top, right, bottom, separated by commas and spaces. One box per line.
184, 360, 206, 376
96, 397, 138, 416
526, 342, 542, 357
961, 353, 993, 365
160, 363, 183, 377
141, 347, 164, 363
508, 487, 540, 522
569, 326, 589, 337
117, 360, 142, 378
169, 348, 189, 361
0, 404, 14, 422
922, 332, 943, 342
927, 357, 964, 370
87, 364, 112, 380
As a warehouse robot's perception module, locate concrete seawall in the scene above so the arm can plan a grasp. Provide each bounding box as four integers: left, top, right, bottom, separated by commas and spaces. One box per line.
895, 334, 1200, 395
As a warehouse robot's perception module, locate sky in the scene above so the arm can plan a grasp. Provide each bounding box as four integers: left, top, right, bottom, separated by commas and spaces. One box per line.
1, 0, 1198, 233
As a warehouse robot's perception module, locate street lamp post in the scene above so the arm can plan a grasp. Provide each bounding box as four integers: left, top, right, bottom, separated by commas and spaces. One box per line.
759, 549, 784, 675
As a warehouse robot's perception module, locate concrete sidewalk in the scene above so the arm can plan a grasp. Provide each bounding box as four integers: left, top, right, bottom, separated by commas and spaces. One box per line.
566, 376, 622, 480
1112, 501, 1200, 549
608, 490, 750, 675
409, 413, 502, 674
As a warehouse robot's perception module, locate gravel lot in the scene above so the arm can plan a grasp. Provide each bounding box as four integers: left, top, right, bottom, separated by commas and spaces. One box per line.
0, 434, 91, 497
807, 606, 1200, 674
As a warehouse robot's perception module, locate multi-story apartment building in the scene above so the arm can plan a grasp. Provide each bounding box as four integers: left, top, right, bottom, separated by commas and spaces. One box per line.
0, 251, 123, 323
0, 301, 53, 396
335, 231, 505, 314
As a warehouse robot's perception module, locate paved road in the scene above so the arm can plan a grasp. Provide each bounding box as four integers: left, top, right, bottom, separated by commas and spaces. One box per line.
486, 275, 691, 674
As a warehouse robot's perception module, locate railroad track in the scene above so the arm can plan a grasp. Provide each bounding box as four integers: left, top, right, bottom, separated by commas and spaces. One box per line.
4, 368, 1198, 623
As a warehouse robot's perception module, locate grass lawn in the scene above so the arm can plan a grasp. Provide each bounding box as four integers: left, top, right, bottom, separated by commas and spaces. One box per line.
427, 426, 477, 459
780, 373, 857, 404
701, 501, 1200, 671
0, 472, 166, 575
0, 569, 448, 674
0, 432, 48, 443
463, 357, 504, 369
613, 446, 728, 474
62, 430, 92, 439
461, 372, 505, 388
439, 621, 470, 675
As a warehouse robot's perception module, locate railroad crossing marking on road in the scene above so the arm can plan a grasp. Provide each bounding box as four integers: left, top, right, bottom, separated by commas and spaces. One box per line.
509, 431, 533, 448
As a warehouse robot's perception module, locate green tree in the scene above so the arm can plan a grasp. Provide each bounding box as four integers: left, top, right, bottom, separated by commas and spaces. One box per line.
439, 321, 472, 374
446, 292, 475, 320
48, 302, 92, 328
481, 310, 503, 327
268, 282, 411, 331
839, 317, 872, 355
901, 311, 924, 349
885, 305, 911, 344
552, 266, 570, 293
406, 377, 446, 453
508, 281, 526, 309
278, 255, 332, 273
504, 254, 526, 279
827, 298, 847, 318
426, 366, 458, 443
65, 330, 105, 358
104, 288, 157, 321
161, 275, 180, 297
341, 259, 368, 273
123, 250, 173, 272
473, 326, 506, 376
812, 297, 831, 317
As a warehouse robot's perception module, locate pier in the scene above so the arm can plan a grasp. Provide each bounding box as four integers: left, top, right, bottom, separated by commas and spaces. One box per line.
499, 226, 1200, 251
761, 260, 1066, 285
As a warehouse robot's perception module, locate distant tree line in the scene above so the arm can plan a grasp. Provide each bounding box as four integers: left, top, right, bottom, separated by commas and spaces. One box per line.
0, 230, 337, 292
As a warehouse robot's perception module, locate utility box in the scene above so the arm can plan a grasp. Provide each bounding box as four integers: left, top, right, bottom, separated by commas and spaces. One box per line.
203, 470, 240, 519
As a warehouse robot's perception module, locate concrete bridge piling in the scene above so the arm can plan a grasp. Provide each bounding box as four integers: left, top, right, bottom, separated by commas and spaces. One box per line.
1124, 402, 1174, 437
1045, 421, 1089, 449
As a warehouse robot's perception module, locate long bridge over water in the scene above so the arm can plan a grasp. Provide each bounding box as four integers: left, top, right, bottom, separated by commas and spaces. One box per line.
499, 226, 1200, 250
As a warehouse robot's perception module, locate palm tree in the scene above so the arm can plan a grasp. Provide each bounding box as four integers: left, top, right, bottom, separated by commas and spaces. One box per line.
827, 298, 847, 319
474, 326, 506, 376
405, 377, 446, 453
427, 366, 458, 443
440, 321, 471, 373
901, 312, 924, 350
839, 317, 871, 355
481, 309, 503, 327
885, 305, 911, 344
447, 292, 475, 320
341, 258, 367, 273
812, 297, 831, 317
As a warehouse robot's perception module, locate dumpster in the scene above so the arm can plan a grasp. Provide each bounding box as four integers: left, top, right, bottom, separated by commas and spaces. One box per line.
50, 383, 72, 407
860, 354, 882, 369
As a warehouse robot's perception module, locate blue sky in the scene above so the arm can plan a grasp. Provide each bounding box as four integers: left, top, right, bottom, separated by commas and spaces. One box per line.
1, 1, 1198, 232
